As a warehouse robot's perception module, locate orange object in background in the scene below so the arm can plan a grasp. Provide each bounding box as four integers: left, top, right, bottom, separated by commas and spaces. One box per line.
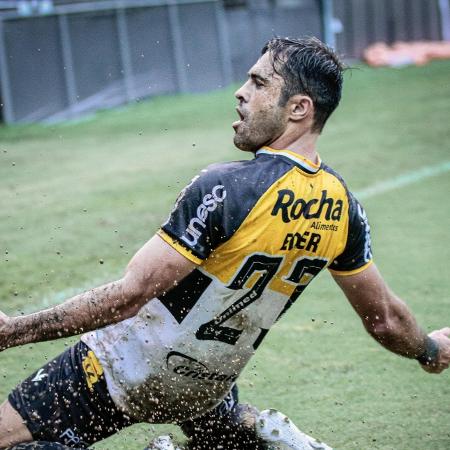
363, 41, 450, 67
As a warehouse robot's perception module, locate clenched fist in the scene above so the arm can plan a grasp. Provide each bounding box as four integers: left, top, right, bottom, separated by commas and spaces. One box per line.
420, 327, 450, 374
0, 310, 13, 352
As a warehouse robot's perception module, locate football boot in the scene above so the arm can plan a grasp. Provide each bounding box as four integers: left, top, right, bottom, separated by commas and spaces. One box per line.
255, 409, 333, 450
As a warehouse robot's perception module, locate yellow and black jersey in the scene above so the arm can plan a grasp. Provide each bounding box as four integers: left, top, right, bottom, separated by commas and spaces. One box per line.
159, 146, 372, 307
82, 147, 372, 422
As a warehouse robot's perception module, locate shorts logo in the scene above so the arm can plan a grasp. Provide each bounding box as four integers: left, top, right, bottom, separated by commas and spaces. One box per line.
82, 350, 104, 391
60, 428, 85, 446
166, 351, 237, 383
31, 368, 48, 383
181, 185, 227, 247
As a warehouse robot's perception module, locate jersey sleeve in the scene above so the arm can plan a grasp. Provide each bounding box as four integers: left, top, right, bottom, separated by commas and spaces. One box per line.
158, 167, 228, 264
328, 193, 373, 276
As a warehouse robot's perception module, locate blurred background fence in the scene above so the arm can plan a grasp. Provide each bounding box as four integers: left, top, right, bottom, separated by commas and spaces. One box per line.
0, 0, 448, 124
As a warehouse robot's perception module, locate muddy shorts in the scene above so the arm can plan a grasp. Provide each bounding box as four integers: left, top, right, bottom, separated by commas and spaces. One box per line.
8, 342, 263, 449
8, 341, 135, 447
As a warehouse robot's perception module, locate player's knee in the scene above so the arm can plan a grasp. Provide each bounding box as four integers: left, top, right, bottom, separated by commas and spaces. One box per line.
182, 402, 264, 450
0, 400, 34, 449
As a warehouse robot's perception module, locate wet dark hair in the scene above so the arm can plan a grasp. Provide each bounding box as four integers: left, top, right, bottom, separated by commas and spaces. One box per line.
262, 36, 345, 133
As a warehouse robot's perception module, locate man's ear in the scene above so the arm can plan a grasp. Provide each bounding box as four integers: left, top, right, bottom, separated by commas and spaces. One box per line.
289, 94, 314, 122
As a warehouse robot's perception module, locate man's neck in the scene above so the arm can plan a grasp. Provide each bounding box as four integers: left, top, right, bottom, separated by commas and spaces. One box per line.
267, 130, 319, 164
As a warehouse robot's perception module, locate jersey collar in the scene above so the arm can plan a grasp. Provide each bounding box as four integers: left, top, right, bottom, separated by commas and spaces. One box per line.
256, 146, 322, 174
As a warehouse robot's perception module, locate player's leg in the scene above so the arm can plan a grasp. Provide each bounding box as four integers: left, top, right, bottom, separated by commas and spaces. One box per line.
0, 399, 83, 450
0, 400, 33, 448
0, 341, 136, 449
0, 399, 95, 450
179, 384, 265, 450
0, 401, 84, 449
0, 406, 87, 450
254, 409, 333, 450
174, 385, 334, 450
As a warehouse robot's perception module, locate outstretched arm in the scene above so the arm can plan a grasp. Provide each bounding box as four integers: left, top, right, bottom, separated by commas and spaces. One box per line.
332, 263, 450, 374
0, 234, 196, 351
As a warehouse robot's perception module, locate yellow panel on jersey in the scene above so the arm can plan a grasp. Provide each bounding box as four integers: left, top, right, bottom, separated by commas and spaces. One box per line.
203, 166, 350, 296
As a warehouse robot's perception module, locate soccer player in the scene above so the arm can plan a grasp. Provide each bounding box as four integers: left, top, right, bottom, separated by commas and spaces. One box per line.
0, 37, 449, 450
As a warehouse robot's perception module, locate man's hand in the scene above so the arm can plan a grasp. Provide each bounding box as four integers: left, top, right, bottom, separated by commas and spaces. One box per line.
0, 310, 13, 352
420, 328, 450, 374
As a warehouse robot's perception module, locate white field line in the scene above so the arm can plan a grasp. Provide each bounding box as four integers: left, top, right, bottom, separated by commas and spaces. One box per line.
355, 161, 450, 200
16, 160, 450, 315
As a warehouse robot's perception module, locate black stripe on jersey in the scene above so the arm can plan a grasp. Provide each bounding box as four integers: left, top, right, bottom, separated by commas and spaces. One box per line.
158, 269, 212, 323
322, 164, 373, 272
252, 328, 269, 350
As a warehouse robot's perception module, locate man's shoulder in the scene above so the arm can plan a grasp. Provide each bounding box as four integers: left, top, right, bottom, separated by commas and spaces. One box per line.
203, 156, 290, 189
321, 163, 349, 190
203, 158, 260, 179
186, 160, 257, 200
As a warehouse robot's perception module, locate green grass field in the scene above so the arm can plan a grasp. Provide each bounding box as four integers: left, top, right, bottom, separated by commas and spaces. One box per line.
0, 61, 449, 450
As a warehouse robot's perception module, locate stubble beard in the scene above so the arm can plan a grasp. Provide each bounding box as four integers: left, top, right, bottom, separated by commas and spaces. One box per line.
233, 108, 285, 153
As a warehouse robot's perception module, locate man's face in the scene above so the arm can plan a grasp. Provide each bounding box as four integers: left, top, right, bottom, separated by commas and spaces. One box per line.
233, 52, 288, 152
